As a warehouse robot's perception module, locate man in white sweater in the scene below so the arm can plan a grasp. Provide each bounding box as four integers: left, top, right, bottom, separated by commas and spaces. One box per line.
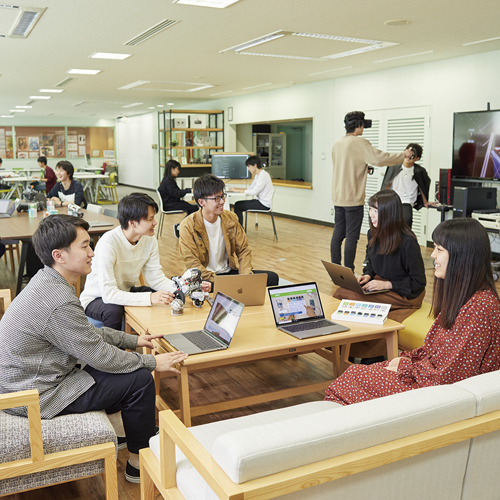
331, 111, 406, 271
232, 156, 274, 227
80, 193, 178, 329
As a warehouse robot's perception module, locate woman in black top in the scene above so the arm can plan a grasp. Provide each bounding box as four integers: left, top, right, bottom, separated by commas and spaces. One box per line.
47, 160, 86, 208
333, 189, 426, 359
158, 160, 198, 237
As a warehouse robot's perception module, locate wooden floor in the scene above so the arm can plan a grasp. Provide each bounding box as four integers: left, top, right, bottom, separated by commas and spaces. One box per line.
2, 199, 440, 500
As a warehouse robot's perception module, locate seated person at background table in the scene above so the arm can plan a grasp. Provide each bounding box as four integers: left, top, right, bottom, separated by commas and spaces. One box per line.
381, 143, 432, 229
325, 217, 500, 405
0, 157, 12, 190
0, 214, 188, 483
231, 156, 274, 227
31, 155, 57, 193
47, 160, 86, 208
81, 193, 209, 330
179, 173, 279, 288
158, 159, 198, 239
334, 189, 426, 362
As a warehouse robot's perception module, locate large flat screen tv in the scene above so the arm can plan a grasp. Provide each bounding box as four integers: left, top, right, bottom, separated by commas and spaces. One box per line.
212, 153, 250, 179
452, 109, 500, 179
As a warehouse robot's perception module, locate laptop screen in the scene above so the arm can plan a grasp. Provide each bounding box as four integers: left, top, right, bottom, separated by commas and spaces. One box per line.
268, 282, 325, 326
204, 292, 245, 346
0, 200, 10, 213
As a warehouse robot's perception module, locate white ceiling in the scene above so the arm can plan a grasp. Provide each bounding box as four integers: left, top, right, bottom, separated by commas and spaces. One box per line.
0, 0, 499, 120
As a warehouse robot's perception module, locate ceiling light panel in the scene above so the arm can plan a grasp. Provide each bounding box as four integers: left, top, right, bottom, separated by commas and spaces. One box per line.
16, 105, 32, 108
90, 52, 132, 60
292, 33, 383, 44
462, 36, 500, 46
1, 115, 14, 118
119, 80, 215, 92
30, 95, 51, 99
221, 31, 285, 53
39, 89, 64, 93
68, 69, 101, 75
173, 0, 240, 7
10, 109, 25, 112
122, 102, 143, 108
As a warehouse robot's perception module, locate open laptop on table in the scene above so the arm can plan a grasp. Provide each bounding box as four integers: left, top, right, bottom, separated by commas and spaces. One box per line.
163, 292, 245, 355
268, 282, 349, 339
0, 200, 15, 218
213, 273, 267, 306
322, 260, 385, 296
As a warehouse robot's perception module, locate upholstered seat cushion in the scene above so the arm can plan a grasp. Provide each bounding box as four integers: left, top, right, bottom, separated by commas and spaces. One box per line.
0, 410, 117, 495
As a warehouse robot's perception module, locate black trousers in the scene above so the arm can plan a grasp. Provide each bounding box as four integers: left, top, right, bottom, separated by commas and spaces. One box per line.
402, 203, 413, 229
233, 199, 269, 227
85, 286, 155, 330
163, 200, 198, 215
58, 365, 156, 454
209, 268, 279, 292
330, 205, 364, 272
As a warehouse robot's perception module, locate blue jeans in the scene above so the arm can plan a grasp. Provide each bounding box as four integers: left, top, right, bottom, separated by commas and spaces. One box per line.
330, 205, 364, 271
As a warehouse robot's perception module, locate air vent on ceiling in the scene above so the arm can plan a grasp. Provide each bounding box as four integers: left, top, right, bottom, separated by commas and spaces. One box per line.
9, 6, 45, 38
124, 19, 179, 46
72, 101, 88, 107
56, 77, 76, 87
25, 100, 34, 105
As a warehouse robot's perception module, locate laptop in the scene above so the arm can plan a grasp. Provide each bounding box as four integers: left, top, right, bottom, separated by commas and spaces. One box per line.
163, 292, 245, 355
213, 273, 267, 306
268, 282, 349, 339
0, 200, 15, 218
322, 260, 385, 296
88, 220, 114, 228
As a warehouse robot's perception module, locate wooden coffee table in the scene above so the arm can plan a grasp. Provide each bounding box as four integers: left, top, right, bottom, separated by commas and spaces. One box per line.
125, 295, 403, 427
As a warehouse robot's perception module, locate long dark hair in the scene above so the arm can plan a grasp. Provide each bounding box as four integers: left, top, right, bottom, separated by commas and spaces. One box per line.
368, 189, 415, 254
164, 159, 181, 180
431, 218, 499, 329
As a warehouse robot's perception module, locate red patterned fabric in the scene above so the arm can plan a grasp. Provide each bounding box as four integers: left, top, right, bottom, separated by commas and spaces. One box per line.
324, 289, 500, 405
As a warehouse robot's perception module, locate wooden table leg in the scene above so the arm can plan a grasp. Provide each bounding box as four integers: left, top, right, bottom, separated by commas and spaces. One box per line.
178, 365, 191, 427
386, 330, 398, 360
331, 345, 340, 379
340, 343, 352, 375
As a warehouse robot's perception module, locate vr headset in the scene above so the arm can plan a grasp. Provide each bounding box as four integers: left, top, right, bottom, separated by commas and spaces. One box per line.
344, 113, 372, 130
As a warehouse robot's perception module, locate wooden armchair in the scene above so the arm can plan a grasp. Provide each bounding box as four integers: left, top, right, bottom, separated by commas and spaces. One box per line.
0, 389, 117, 499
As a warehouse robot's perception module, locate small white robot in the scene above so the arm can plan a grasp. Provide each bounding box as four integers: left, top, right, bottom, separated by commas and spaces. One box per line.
170, 268, 210, 315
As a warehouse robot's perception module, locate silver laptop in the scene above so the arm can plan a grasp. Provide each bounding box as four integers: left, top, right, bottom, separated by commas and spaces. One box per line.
163, 292, 245, 355
213, 273, 267, 306
322, 260, 385, 296
0, 200, 15, 218
88, 220, 114, 227
268, 282, 349, 339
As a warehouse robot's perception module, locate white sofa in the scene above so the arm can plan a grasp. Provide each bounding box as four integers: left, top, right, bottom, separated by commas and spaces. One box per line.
141, 370, 500, 500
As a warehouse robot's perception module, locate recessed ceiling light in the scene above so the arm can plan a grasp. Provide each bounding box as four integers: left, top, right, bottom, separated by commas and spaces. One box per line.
309, 66, 352, 76
167, 102, 174, 105
373, 50, 434, 63
148, 107, 155, 109
221, 31, 285, 53
237, 52, 318, 61
67, 69, 101, 75
173, 0, 240, 8
10, 109, 25, 112
292, 32, 383, 44
157, 105, 164, 107
1, 115, 14, 118
243, 83, 272, 90
16, 105, 33, 108
463, 36, 500, 46
30, 95, 51, 99
90, 52, 132, 60
210, 90, 233, 96
39, 89, 64, 93
384, 20, 410, 26
122, 102, 143, 108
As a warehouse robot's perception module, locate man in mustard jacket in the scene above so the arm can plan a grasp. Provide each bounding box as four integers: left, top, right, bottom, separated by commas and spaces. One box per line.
179, 173, 278, 288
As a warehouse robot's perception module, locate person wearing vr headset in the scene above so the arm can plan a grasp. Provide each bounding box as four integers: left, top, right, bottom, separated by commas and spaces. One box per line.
331, 111, 407, 271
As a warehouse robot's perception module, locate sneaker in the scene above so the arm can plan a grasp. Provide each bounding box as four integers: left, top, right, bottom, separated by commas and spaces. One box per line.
125, 460, 141, 484
173, 223, 180, 239
117, 436, 127, 451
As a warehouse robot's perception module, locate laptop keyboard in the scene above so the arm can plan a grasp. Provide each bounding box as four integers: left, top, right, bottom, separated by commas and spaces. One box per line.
284, 319, 334, 333
182, 330, 223, 350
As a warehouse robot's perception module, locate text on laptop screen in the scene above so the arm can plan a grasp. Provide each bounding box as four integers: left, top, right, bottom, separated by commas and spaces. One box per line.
269, 284, 324, 325
205, 293, 244, 344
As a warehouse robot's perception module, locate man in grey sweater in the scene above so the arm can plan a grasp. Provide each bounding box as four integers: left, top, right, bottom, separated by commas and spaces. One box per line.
0, 214, 187, 483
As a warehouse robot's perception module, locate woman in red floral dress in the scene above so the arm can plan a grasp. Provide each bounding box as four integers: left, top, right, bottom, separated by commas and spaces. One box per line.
324, 217, 500, 405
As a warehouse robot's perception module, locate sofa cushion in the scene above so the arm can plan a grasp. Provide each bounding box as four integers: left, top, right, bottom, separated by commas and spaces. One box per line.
0, 410, 117, 495
150, 401, 337, 500
210, 385, 476, 484
453, 369, 500, 416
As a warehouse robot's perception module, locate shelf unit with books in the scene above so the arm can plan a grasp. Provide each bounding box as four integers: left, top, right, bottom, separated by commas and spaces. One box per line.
158, 109, 224, 179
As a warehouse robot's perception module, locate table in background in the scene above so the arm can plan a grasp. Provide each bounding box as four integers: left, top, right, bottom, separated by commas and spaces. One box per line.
125, 294, 402, 426
74, 172, 109, 204
0, 207, 119, 295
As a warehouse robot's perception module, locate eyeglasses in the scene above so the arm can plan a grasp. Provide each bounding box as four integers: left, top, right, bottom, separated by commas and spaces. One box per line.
202, 194, 226, 203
